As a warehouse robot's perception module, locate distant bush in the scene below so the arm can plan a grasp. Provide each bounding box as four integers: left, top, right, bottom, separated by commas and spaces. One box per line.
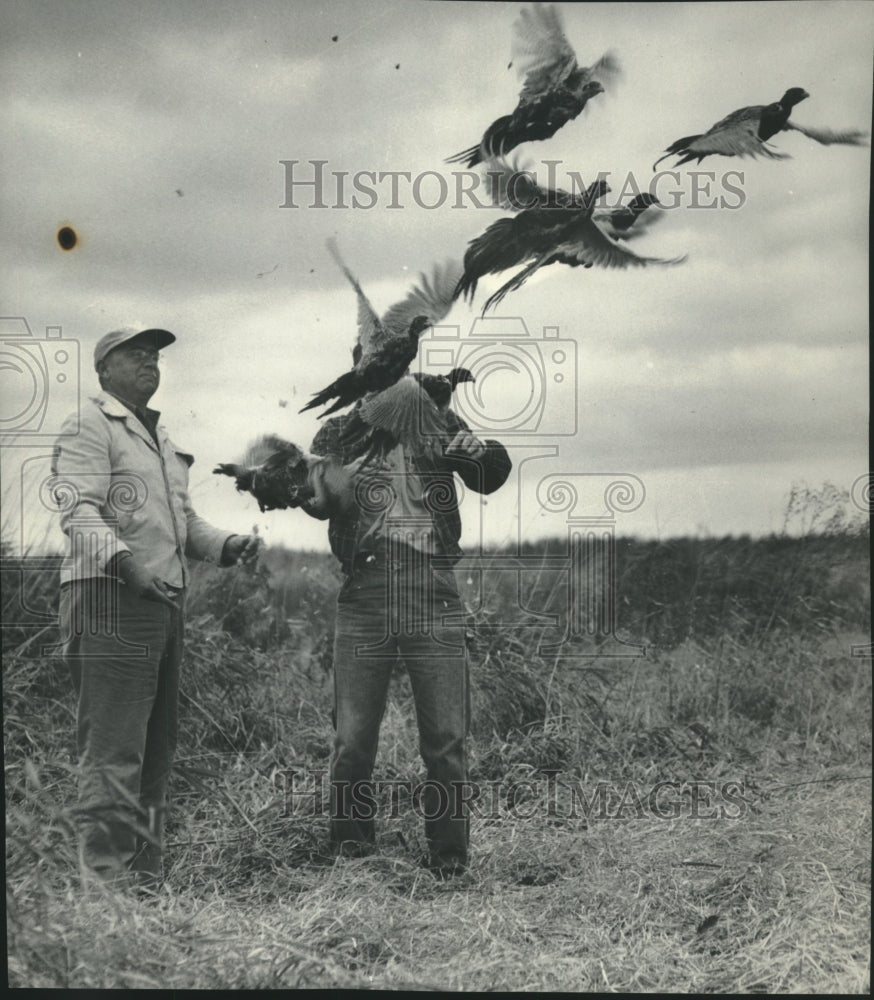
484, 529, 869, 650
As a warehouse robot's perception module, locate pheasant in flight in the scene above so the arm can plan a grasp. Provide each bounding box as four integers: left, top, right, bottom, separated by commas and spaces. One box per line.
456, 176, 685, 314
300, 239, 468, 458
447, 3, 620, 168
483, 155, 667, 241
300, 239, 461, 418
653, 87, 868, 170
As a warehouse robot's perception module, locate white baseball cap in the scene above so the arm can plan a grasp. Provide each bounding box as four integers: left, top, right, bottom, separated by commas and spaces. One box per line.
94, 326, 176, 369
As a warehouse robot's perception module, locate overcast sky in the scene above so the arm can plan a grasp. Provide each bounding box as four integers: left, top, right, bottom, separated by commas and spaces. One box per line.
2, 0, 871, 555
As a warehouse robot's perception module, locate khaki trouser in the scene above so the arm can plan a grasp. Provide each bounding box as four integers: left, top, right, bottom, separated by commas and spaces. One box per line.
59, 578, 184, 887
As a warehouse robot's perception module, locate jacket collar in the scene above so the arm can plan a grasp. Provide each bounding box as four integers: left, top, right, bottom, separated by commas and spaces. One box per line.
95, 390, 163, 451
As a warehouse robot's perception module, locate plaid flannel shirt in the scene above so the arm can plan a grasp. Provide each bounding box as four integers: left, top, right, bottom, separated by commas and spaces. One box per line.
310, 408, 512, 574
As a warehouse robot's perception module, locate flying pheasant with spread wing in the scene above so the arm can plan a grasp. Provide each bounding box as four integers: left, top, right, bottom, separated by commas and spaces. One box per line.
483, 155, 666, 241
300, 239, 462, 418
455, 177, 686, 314
300, 240, 469, 459
446, 2, 620, 168
653, 87, 868, 170
216, 255, 469, 509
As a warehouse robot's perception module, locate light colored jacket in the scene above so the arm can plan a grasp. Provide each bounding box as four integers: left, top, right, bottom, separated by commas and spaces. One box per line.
52, 392, 230, 587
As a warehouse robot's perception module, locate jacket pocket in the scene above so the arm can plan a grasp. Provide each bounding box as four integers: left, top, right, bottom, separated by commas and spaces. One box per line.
163, 439, 194, 497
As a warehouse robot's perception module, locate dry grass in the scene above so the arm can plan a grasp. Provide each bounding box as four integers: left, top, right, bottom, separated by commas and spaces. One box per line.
4, 527, 871, 991
7, 773, 870, 991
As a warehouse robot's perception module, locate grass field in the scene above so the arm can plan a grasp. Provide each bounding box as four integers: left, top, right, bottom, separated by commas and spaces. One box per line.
3, 512, 871, 990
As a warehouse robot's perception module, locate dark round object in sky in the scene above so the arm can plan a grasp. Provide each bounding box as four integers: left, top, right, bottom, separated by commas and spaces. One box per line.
57, 226, 77, 250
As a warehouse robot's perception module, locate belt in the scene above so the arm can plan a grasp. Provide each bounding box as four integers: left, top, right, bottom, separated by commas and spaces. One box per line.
352, 547, 454, 573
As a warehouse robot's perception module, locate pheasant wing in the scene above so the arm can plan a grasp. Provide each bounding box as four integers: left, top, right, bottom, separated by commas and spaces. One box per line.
684, 113, 792, 161
513, 3, 578, 102
357, 376, 450, 457
483, 154, 581, 210
783, 121, 869, 146
379, 259, 464, 339
513, 4, 619, 103
586, 50, 622, 89
705, 104, 763, 134
326, 237, 386, 359
565, 220, 688, 270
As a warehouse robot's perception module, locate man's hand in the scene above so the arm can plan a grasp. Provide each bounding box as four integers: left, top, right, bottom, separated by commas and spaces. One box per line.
445, 429, 486, 461
112, 552, 178, 608
222, 533, 262, 566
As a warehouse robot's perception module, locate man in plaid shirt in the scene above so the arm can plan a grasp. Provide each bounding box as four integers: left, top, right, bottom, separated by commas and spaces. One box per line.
304, 405, 512, 877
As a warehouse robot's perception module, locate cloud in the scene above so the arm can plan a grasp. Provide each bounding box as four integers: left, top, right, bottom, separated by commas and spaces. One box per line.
2, 1, 871, 550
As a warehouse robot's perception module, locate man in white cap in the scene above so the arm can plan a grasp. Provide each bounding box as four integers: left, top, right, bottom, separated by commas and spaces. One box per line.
52, 325, 259, 891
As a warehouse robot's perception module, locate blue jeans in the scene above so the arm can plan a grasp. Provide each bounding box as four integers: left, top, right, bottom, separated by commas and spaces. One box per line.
330, 551, 470, 866
59, 578, 184, 885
